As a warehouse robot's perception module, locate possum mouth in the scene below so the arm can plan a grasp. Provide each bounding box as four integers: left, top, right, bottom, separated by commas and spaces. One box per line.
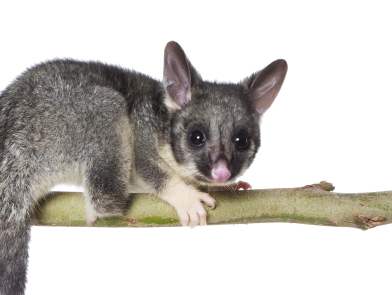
194, 172, 235, 186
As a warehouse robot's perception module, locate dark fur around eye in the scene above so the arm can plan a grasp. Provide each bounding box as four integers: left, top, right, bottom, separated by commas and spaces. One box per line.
233, 129, 250, 151
186, 124, 208, 149
188, 129, 206, 147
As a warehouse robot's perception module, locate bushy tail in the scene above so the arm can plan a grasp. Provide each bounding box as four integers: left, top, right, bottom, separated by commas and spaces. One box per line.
0, 220, 30, 295
0, 165, 33, 295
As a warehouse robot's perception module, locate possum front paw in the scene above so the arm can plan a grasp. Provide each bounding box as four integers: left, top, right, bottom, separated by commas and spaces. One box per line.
228, 181, 252, 191
166, 191, 215, 226
159, 180, 216, 226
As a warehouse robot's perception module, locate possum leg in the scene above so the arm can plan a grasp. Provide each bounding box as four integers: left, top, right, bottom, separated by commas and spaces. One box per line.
84, 152, 131, 225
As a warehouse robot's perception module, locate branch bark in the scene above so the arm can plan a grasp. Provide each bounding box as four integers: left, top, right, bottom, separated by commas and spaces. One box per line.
33, 181, 392, 230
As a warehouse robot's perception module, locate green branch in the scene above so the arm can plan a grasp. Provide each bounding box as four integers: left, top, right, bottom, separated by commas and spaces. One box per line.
33, 182, 392, 230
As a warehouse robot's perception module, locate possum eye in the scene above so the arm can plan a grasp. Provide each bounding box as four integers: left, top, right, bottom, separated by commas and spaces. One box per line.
233, 129, 250, 151
188, 129, 206, 148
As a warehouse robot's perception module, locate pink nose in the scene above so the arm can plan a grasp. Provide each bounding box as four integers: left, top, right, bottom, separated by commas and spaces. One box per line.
211, 160, 231, 183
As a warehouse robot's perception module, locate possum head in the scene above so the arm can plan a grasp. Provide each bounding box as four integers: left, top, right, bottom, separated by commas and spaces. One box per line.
163, 41, 287, 184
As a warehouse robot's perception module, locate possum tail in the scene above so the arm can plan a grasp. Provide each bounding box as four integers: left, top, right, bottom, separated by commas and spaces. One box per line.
0, 161, 33, 295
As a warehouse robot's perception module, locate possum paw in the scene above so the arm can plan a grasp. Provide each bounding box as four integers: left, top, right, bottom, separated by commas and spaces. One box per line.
159, 180, 216, 226
231, 181, 252, 191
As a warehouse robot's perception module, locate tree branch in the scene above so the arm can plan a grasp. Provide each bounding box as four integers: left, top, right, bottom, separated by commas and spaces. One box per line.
33, 181, 392, 230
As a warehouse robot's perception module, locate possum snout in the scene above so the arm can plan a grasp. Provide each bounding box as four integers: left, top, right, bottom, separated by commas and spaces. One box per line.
211, 159, 231, 182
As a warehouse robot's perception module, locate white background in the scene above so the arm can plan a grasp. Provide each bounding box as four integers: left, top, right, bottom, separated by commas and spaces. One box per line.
1, 0, 392, 294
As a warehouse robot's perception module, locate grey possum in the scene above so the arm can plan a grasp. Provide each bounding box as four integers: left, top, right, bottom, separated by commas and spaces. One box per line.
0, 41, 287, 294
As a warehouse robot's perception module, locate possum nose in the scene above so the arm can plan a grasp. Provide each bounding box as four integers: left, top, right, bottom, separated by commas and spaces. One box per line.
211, 159, 231, 183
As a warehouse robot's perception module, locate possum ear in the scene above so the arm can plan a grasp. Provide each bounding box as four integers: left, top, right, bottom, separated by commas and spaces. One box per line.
163, 41, 201, 110
243, 59, 288, 115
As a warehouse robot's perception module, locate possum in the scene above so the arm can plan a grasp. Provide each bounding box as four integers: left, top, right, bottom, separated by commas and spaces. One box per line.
0, 41, 287, 294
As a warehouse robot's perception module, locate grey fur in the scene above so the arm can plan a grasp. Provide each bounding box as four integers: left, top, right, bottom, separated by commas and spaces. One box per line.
0, 42, 287, 294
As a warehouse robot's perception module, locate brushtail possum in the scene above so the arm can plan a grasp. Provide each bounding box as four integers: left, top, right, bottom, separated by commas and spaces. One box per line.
0, 41, 287, 294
